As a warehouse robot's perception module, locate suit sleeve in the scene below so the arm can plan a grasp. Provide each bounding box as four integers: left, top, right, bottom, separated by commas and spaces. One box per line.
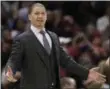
59, 47, 89, 80
48, 31, 89, 80
52, 32, 89, 80
6, 37, 24, 73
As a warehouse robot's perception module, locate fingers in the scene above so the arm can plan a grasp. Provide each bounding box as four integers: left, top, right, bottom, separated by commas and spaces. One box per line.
96, 75, 106, 83
91, 70, 106, 78
83, 78, 93, 86
96, 78, 106, 83
91, 67, 100, 71
84, 77, 106, 87
87, 70, 106, 86
95, 79, 106, 84
6, 66, 13, 77
7, 74, 17, 83
96, 72, 106, 83
97, 72, 106, 78
7, 77, 17, 83
8, 66, 13, 73
85, 76, 106, 85
5, 66, 17, 83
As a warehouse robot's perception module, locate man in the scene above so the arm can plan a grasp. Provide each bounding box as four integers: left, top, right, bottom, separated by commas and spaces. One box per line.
4, 3, 105, 89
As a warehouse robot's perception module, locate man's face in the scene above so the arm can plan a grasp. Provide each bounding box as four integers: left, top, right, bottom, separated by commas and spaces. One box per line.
29, 6, 47, 28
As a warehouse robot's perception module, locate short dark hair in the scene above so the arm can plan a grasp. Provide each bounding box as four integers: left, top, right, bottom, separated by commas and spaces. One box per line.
28, 3, 46, 15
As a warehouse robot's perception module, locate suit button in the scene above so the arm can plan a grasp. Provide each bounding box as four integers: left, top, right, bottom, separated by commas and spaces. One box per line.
52, 82, 54, 86
50, 82, 54, 89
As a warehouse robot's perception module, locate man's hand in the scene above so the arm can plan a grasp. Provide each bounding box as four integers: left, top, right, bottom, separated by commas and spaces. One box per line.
84, 69, 106, 85
5, 66, 21, 83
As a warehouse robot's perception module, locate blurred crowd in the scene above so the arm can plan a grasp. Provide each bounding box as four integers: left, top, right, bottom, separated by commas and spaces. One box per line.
1, 1, 110, 89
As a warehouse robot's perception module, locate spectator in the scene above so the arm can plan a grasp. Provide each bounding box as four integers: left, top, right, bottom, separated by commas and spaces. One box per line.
90, 35, 107, 65
1, 40, 12, 69
60, 77, 77, 89
1, 29, 12, 68
96, 6, 110, 34
45, 10, 55, 30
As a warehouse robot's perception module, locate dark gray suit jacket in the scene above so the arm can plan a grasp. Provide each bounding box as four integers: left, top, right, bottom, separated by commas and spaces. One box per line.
6, 29, 89, 89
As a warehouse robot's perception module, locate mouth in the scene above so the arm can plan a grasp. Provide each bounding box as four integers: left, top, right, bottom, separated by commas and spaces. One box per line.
37, 20, 44, 22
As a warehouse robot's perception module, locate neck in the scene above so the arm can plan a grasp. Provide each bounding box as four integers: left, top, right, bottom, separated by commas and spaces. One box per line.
36, 26, 44, 30
32, 24, 44, 30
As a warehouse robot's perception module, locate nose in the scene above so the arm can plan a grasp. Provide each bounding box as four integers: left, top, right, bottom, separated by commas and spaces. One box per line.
38, 14, 43, 18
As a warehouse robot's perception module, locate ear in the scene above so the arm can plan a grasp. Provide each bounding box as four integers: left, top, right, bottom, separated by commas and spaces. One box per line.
45, 12, 47, 21
106, 57, 109, 66
28, 14, 31, 21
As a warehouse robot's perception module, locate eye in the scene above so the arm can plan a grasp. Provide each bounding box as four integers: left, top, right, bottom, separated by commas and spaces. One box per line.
41, 12, 45, 15
35, 12, 39, 15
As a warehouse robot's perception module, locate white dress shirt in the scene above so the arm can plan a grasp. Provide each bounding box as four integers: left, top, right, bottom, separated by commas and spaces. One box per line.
30, 25, 52, 49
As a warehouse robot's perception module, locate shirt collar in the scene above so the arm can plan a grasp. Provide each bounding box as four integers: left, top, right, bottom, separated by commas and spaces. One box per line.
30, 24, 46, 34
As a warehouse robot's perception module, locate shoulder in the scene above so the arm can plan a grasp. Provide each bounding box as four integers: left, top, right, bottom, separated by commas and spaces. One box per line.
13, 31, 29, 42
47, 30, 58, 38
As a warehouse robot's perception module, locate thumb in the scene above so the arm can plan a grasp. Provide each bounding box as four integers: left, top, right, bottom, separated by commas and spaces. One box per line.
90, 67, 100, 72
6, 66, 13, 76
83, 78, 93, 86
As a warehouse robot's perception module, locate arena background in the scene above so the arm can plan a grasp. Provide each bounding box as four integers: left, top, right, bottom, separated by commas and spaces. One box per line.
1, 1, 110, 89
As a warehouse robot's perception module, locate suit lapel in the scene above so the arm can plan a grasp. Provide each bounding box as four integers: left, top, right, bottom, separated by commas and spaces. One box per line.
27, 30, 49, 69
26, 29, 60, 69
47, 31, 60, 61
47, 31, 61, 84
